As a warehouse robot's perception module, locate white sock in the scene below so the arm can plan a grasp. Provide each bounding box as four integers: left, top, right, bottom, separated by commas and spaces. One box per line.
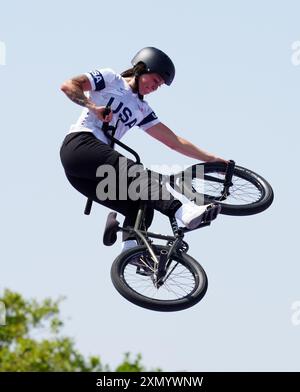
165, 181, 192, 204
121, 239, 137, 252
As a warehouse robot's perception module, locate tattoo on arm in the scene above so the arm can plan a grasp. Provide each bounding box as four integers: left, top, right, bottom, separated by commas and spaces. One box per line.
67, 86, 89, 107
62, 75, 94, 109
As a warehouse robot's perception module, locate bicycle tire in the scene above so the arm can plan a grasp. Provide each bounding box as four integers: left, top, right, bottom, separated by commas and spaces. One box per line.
111, 245, 208, 312
179, 162, 274, 216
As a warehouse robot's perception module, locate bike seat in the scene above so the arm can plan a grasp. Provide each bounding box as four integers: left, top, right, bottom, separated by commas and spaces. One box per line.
103, 212, 120, 246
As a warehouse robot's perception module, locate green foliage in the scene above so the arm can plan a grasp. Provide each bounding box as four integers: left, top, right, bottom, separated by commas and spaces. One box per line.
115, 353, 162, 372
115, 353, 146, 372
0, 289, 159, 372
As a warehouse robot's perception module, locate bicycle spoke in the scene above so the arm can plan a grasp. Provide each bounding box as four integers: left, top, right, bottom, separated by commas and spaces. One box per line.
123, 256, 197, 301
191, 170, 263, 206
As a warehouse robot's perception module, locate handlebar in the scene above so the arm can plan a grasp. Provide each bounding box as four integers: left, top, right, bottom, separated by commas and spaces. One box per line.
101, 105, 141, 164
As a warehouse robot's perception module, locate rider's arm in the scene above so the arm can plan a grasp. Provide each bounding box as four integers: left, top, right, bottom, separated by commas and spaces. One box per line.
60, 75, 95, 109
60, 75, 112, 122
146, 122, 227, 163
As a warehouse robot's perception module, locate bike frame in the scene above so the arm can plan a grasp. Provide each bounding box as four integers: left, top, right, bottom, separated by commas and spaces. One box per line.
83, 119, 233, 273
84, 127, 210, 269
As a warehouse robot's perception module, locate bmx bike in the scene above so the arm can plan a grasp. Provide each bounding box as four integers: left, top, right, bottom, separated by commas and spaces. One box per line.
84, 116, 274, 312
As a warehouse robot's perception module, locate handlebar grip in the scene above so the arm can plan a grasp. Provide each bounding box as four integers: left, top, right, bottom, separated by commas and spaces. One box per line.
227, 160, 235, 174
103, 106, 111, 118
84, 198, 93, 215
224, 160, 235, 186
102, 106, 111, 132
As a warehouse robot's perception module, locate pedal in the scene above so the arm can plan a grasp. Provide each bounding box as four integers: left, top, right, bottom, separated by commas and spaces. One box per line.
181, 221, 211, 233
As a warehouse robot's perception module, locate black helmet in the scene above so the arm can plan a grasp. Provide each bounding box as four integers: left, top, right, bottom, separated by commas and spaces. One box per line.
131, 47, 175, 86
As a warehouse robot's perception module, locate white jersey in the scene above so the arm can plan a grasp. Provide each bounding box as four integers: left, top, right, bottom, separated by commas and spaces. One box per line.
67, 68, 160, 145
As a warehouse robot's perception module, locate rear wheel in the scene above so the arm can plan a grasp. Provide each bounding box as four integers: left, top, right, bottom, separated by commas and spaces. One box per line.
111, 245, 208, 312
179, 162, 274, 216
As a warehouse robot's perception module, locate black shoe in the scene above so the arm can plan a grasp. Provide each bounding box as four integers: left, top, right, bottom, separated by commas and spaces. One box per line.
201, 203, 222, 224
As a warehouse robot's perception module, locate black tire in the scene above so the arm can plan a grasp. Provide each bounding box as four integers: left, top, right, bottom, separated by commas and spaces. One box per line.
111, 245, 208, 312
179, 162, 274, 216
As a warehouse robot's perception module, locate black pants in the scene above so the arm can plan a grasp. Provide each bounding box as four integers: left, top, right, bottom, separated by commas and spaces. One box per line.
60, 132, 181, 240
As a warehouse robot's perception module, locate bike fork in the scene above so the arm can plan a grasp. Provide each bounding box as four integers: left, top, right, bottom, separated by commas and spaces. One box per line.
219, 159, 235, 201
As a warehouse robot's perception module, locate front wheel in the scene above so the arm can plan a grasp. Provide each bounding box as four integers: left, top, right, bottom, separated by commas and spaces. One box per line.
179, 162, 274, 216
111, 245, 208, 312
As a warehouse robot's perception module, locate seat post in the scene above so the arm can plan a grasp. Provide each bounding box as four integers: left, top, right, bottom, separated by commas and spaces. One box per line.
134, 201, 147, 231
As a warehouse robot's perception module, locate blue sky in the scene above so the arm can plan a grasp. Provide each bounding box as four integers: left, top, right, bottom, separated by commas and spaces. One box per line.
1, 0, 300, 371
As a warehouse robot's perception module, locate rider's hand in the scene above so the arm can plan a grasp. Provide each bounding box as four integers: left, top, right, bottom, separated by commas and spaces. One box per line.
206, 156, 229, 164
90, 105, 113, 122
